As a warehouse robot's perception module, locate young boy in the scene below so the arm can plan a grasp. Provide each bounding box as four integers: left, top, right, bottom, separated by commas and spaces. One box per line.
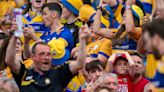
106, 52, 135, 92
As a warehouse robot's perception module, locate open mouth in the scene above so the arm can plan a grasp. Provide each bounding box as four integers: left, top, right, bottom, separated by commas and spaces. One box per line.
36, 0, 41, 3
43, 62, 49, 65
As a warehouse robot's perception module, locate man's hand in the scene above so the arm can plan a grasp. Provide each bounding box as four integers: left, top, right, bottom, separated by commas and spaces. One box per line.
141, 16, 150, 26
79, 24, 90, 39
23, 26, 41, 41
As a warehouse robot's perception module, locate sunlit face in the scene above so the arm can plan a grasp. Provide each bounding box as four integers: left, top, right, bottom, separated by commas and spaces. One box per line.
88, 66, 104, 82
61, 6, 72, 19
131, 55, 144, 75
114, 59, 129, 75
42, 7, 54, 27
32, 44, 52, 72
103, 75, 118, 92
143, 31, 161, 59
16, 39, 22, 54
31, 0, 46, 9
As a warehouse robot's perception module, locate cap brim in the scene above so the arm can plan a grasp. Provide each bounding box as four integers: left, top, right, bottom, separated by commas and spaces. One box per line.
51, 49, 70, 65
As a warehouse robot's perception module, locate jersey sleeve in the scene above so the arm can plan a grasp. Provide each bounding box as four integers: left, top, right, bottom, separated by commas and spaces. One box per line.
98, 38, 112, 58
58, 64, 76, 88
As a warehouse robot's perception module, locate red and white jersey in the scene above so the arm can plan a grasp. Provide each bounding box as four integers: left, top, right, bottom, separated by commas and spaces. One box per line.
117, 74, 133, 92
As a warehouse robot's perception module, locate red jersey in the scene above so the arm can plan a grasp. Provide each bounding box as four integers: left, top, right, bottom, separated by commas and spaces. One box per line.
132, 77, 149, 92
117, 74, 133, 92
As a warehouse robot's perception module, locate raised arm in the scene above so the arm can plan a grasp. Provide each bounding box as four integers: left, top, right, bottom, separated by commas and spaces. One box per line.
93, 1, 116, 39
5, 35, 21, 75
137, 34, 146, 54
125, 0, 142, 40
69, 25, 88, 74
124, 52, 135, 78
105, 53, 117, 73
125, 0, 135, 34
23, 31, 32, 59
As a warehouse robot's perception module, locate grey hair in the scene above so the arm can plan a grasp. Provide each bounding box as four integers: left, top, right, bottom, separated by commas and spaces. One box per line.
99, 73, 118, 85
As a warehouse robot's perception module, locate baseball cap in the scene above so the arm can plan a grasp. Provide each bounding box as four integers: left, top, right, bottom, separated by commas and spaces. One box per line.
113, 53, 128, 65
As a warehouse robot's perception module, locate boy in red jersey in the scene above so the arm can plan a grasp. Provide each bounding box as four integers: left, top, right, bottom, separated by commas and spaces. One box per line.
106, 52, 135, 92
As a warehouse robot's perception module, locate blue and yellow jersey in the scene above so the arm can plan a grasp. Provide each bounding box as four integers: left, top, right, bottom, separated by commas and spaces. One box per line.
57, 27, 74, 52
42, 27, 74, 65
112, 35, 137, 54
140, 0, 155, 16
145, 54, 158, 79
43, 27, 74, 52
0, 0, 16, 17
87, 38, 112, 59
66, 73, 85, 92
91, 0, 100, 10
153, 62, 164, 92
102, 5, 120, 28
146, 56, 164, 92
21, 12, 50, 46
114, 3, 123, 25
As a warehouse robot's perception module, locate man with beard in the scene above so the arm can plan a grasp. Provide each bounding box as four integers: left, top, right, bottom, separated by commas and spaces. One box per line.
142, 18, 164, 91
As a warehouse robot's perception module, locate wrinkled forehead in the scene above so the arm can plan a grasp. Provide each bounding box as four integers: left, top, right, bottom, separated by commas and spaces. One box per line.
131, 55, 143, 64
35, 44, 50, 53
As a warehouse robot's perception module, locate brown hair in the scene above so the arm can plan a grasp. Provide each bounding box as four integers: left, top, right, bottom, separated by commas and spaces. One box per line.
0, 33, 11, 70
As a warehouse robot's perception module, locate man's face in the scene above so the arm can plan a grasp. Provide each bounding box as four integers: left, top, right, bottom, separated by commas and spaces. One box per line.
103, 76, 118, 92
32, 44, 52, 72
88, 66, 104, 82
42, 7, 54, 27
61, 6, 72, 19
31, 0, 45, 8
114, 59, 129, 75
143, 31, 162, 59
131, 55, 144, 75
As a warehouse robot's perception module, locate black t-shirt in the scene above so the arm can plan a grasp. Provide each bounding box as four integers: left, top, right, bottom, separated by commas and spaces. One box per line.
64, 20, 82, 47
12, 63, 75, 92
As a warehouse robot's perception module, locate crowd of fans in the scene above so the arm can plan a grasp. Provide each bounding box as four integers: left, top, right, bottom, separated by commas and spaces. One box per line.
0, 0, 164, 92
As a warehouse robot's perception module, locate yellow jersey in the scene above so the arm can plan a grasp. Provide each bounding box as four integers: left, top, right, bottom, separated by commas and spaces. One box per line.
87, 38, 112, 59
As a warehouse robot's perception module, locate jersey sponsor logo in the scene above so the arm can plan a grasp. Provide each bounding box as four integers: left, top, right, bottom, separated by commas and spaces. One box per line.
117, 84, 128, 92
25, 75, 33, 81
45, 78, 51, 85
114, 45, 129, 49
